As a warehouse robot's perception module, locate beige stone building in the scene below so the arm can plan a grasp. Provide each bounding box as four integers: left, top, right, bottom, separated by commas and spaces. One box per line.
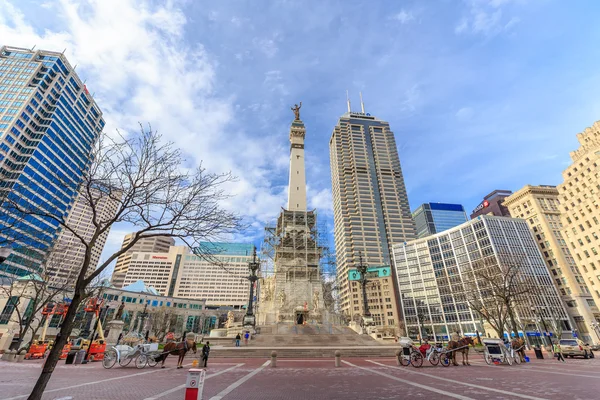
348, 272, 398, 330
557, 120, 600, 340
48, 188, 121, 289
505, 185, 599, 344
329, 105, 416, 330
111, 234, 175, 288
121, 244, 251, 309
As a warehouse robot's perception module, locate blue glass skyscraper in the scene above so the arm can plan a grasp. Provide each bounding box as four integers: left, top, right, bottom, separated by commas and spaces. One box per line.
412, 203, 468, 238
0, 46, 105, 278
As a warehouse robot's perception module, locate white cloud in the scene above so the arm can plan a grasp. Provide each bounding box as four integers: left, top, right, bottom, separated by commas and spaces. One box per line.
456, 107, 474, 121
0, 0, 292, 261
455, 0, 520, 36
253, 37, 278, 58
390, 9, 415, 24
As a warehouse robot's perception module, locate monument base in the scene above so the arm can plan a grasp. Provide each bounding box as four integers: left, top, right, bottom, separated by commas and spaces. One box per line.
105, 320, 124, 346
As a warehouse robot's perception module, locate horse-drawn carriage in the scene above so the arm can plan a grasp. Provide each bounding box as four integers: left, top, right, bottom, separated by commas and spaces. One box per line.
102, 343, 160, 369
482, 338, 522, 365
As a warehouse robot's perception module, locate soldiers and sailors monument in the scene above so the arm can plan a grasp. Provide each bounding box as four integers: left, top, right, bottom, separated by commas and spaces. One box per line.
257, 103, 327, 326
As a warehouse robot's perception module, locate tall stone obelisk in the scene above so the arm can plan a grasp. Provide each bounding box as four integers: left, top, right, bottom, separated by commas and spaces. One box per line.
257, 103, 326, 326
287, 102, 307, 211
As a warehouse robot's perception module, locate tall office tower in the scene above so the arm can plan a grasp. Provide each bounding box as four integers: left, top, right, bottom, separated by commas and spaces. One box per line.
111, 233, 175, 288
470, 190, 513, 219
412, 203, 468, 238
121, 244, 252, 307
504, 185, 598, 344
393, 216, 570, 343
557, 120, 600, 333
329, 100, 416, 328
0, 46, 105, 278
48, 188, 121, 289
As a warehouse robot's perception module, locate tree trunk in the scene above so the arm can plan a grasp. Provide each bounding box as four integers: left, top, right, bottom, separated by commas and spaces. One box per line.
27, 293, 83, 400
507, 306, 520, 339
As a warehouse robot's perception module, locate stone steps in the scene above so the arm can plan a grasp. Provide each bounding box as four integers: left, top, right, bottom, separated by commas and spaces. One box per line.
209, 346, 401, 358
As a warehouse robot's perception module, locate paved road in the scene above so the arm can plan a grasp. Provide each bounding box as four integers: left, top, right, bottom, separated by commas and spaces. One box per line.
1, 354, 598, 399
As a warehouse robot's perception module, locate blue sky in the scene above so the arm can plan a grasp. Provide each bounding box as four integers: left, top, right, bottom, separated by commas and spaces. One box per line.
2, 0, 600, 273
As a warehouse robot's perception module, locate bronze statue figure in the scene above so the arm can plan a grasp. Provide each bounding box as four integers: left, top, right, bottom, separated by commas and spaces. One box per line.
114, 301, 125, 320
291, 102, 302, 120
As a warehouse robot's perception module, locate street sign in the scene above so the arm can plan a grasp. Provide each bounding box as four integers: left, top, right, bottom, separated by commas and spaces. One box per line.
348, 266, 391, 281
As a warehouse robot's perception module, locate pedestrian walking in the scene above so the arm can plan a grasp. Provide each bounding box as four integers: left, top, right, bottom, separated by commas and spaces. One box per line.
553, 341, 565, 362
201, 341, 210, 368
235, 333, 241, 347
244, 331, 250, 345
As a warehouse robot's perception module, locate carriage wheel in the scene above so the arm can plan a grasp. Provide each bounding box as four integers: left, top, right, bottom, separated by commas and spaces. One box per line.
505, 350, 513, 365
102, 349, 117, 369
513, 352, 521, 365
136, 354, 148, 369
399, 355, 409, 367
411, 351, 423, 368
484, 351, 492, 365
439, 352, 450, 367
147, 355, 158, 367
429, 351, 440, 366
119, 355, 133, 367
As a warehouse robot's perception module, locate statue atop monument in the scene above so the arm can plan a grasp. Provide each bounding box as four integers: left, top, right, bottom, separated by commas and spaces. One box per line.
291, 102, 302, 120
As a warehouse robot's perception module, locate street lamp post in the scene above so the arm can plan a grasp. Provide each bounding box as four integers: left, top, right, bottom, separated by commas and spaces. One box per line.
244, 246, 260, 327
138, 301, 148, 336
591, 321, 600, 342
531, 306, 552, 347
356, 252, 370, 320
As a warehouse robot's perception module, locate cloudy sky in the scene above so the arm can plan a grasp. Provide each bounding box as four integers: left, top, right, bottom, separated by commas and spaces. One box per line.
2, 0, 600, 274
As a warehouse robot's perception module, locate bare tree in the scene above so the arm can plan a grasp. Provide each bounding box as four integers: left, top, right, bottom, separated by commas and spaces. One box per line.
4, 126, 243, 400
148, 306, 171, 342
0, 250, 71, 352
465, 254, 532, 339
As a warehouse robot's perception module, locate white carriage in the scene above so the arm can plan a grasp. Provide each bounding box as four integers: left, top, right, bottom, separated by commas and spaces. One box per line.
102, 343, 159, 369
482, 338, 520, 365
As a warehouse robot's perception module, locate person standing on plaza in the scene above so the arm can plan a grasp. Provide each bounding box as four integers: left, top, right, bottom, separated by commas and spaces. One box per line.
235, 333, 241, 347
244, 331, 250, 345
553, 341, 565, 362
201, 341, 210, 368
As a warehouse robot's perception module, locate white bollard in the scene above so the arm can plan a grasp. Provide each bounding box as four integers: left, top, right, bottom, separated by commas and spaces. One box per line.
335, 350, 341, 367
271, 350, 277, 368
395, 350, 402, 366
184, 368, 205, 400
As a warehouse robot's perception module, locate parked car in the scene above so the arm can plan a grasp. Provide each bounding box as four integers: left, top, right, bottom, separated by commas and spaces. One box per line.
590, 343, 600, 351
559, 339, 594, 358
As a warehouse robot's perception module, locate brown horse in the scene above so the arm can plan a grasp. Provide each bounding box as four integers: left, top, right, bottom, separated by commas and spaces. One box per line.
511, 338, 526, 363
161, 339, 197, 369
447, 336, 474, 366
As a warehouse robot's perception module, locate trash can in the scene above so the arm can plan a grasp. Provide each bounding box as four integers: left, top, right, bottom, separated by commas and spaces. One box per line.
74, 349, 87, 365
65, 350, 77, 365
534, 346, 544, 359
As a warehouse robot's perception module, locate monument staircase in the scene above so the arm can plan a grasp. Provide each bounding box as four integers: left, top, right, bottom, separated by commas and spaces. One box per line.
208, 323, 401, 358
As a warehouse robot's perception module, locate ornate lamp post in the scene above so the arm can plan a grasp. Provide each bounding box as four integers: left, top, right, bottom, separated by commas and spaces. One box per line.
531, 306, 552, 347
244, 246, 260, 327
356, 252, 371, 323
138, 299, 148, 335
591, 321, 600, 341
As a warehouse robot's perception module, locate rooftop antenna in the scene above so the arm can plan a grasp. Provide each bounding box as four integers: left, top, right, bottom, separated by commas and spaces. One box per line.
62, 48, 66, 55
31, 45, 36, 51
359, 91, 365, 113
346, 90, 351, 113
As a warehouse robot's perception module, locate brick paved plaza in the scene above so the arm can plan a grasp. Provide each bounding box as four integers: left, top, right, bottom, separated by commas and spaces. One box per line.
0, 352, 598, 400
